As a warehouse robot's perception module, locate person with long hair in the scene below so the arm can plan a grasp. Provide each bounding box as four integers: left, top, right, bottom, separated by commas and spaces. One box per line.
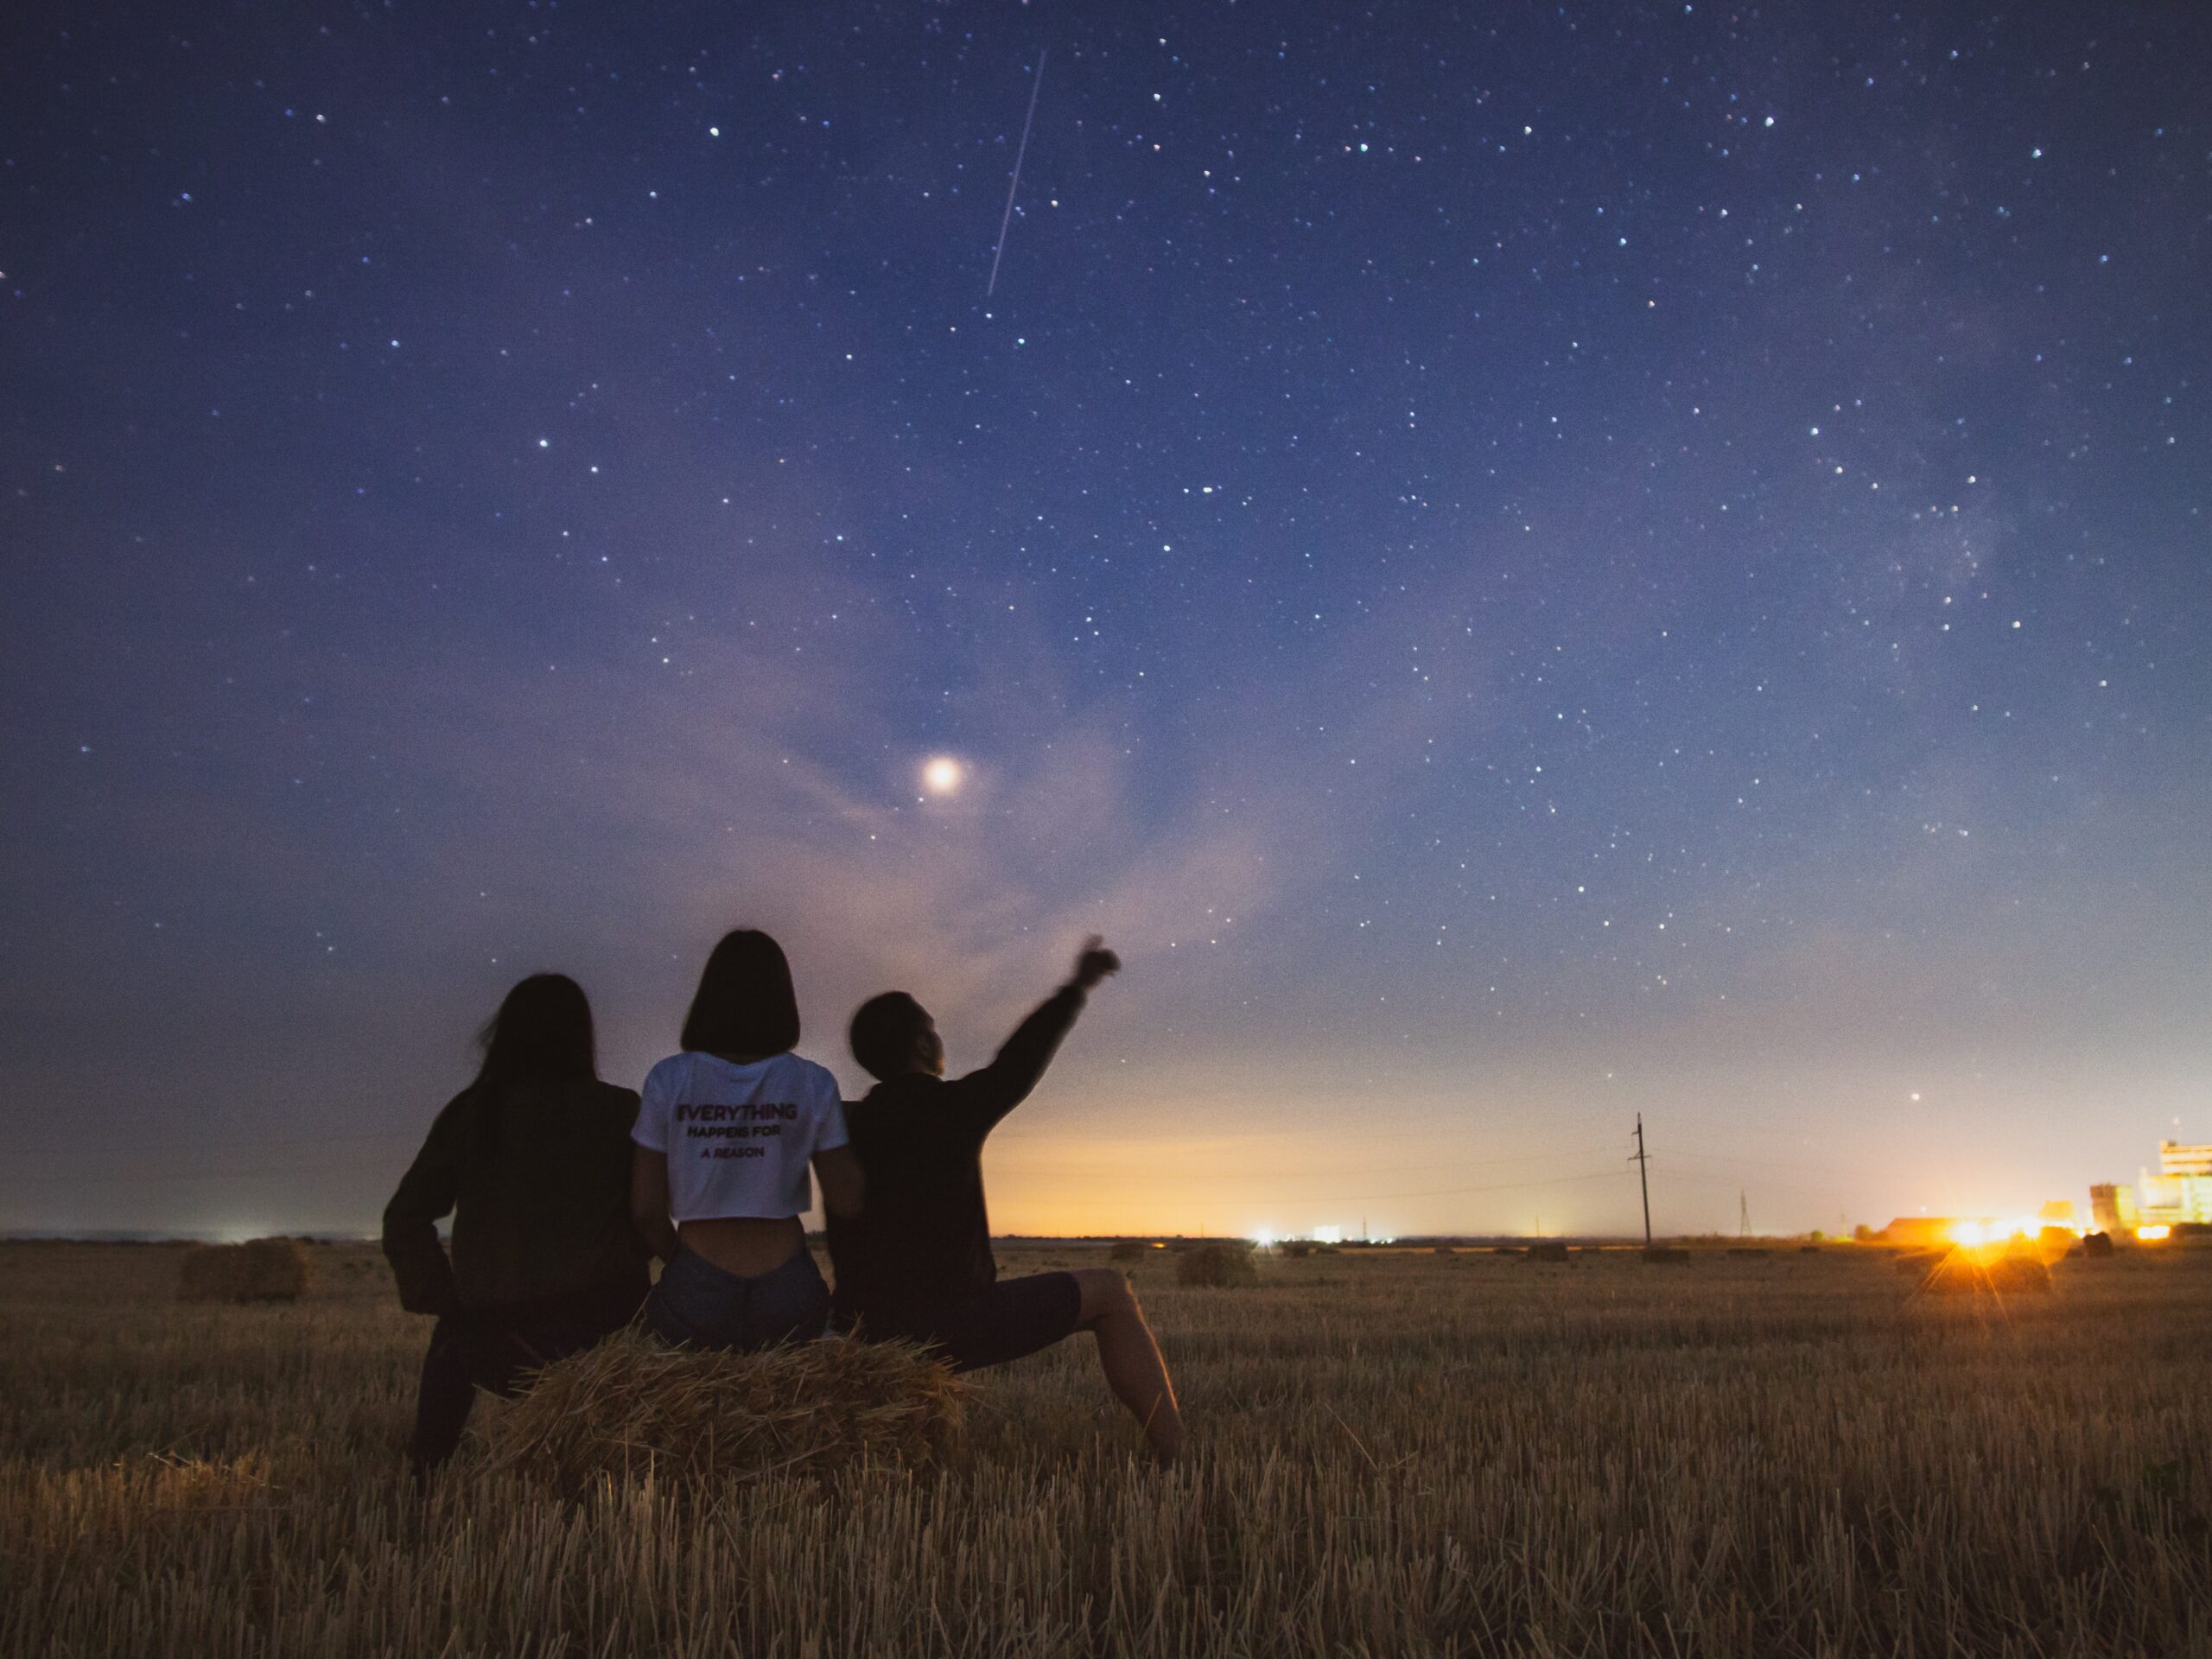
630, 929, 863, 1349
383, 972, 648, 1470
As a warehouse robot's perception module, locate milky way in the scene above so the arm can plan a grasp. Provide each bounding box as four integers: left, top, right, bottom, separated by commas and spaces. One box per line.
2, 3, 2205, 1238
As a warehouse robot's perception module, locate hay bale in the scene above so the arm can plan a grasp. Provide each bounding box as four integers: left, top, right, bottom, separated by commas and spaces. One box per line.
1109, 1239, 1146, 1262
2079, 1230, 2116, 1259
1522, 1241, 1570, 1264
480, 1330, 963, 1491
176, 1238, 311, 1304
1642, 1247, 1692, 1264
1175, 1243, 1258, 1287
1917, 1249, 2053, 1296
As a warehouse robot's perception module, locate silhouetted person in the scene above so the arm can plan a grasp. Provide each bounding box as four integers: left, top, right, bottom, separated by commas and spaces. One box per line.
830, 937, 1185, 1463
384, 973, 647, 1471
630, 929, 863, 1349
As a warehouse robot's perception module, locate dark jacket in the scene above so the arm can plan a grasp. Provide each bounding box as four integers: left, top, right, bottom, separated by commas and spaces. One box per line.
829, 985, 1084, 1319
382, 1077, 649, 1317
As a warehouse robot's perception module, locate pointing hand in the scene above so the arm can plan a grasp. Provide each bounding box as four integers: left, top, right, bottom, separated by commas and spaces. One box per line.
1071, 935, 1121, 992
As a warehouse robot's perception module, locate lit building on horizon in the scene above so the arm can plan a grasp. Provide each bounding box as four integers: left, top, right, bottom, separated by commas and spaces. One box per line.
2092, 1141, 2212, 1233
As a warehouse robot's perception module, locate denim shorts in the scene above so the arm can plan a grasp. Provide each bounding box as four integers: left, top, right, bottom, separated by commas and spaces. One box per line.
647, 1246, 831, 1352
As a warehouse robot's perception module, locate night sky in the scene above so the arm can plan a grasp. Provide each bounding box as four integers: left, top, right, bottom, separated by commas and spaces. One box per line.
4, 3, 2207, 1241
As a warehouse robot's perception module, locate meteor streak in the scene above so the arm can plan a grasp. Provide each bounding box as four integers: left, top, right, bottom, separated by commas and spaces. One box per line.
986, 48, 1047, 298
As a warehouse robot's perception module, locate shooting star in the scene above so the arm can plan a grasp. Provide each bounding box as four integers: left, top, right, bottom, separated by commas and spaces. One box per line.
986, 48, 1047, 298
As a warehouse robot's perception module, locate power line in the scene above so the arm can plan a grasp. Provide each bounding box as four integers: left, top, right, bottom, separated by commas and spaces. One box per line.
1632, 1112, 1653, 1248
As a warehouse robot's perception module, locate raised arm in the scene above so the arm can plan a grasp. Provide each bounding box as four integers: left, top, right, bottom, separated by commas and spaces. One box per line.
381, 1091, 473, 1316
957, 938, 1120, 1131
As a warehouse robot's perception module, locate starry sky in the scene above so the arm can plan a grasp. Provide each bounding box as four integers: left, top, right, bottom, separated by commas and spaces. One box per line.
3, 2, 2207, 1241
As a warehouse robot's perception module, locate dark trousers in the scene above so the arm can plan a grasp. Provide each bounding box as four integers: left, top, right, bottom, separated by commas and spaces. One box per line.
409, 1281, 645, 1468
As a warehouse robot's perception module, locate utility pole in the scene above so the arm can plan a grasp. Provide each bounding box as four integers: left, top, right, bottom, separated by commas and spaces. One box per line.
1634, 1113, 1654, 1249
1739, 1190, 1750, 1238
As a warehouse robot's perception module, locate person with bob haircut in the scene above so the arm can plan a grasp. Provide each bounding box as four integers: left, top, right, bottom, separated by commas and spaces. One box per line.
830, 937, 1185, 1464
630, 928, 862, 1350
384, 972, 648, 1471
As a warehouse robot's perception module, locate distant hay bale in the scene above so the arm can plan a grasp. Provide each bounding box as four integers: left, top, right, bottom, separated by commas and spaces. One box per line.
480, 1330, 963, 1492
2079, 1231, 2116, 1259
176, 1238, 311, 1304
1176, 1243, 1258, 1287
1109, 1239, 1147, 1262
1642, 1247, 1692, 1264
1522, 1241, 1570, 1264
1895, 1249, 1946, 1276
1916, 1249, 2054, 1296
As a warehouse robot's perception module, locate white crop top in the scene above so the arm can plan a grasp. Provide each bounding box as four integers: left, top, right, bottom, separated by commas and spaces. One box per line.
632, 1051, 849, 1223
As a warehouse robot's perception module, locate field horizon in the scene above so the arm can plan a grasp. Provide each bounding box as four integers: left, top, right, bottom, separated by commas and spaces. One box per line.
9, 1238, 2209, 1656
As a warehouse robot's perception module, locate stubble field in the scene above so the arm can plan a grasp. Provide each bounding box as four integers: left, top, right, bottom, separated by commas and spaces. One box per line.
3, 1238, 2208, 1657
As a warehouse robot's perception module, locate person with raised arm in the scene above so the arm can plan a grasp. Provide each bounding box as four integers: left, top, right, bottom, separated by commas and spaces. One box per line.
830, 937, 1185, 1464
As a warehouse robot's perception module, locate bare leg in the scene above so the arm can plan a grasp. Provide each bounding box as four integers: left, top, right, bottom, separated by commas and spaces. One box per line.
1071, 1268, 1185, 1464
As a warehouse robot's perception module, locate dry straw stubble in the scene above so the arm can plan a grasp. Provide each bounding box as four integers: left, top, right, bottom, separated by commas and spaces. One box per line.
480, 1328, 964, 1492
9, 1240, 2212, 1658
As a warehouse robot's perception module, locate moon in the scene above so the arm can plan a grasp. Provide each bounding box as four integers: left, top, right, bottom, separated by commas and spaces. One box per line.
921, 756, 963, 796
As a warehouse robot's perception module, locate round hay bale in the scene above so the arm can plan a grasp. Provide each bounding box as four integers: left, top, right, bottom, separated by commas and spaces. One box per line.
1175, 1243, 1258, 1287
176, 1238, 311, 1304
1918, 1249, 2054, 1296
2080, 1230, 2116, 1259
1109, 1239, 1146, 1262
1522, 1241, 1570, 1264
480, 1331, 963, 1491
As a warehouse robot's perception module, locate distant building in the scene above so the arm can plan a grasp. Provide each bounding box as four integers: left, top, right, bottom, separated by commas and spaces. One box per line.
2134, 1141, 2212, 1228
2089, 1141, 2212, 1234
2089, 1183, 2137, 1234
2037, 1199, 2075, 1225
2159, 1141, 2212, 1179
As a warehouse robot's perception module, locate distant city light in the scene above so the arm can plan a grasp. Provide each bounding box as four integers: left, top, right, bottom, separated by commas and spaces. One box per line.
2137, 1224, 2171, 1242
1313, 1224, 1343, 1245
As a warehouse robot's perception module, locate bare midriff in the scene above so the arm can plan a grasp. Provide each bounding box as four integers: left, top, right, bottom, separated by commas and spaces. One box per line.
677, 1215, 805, 1279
